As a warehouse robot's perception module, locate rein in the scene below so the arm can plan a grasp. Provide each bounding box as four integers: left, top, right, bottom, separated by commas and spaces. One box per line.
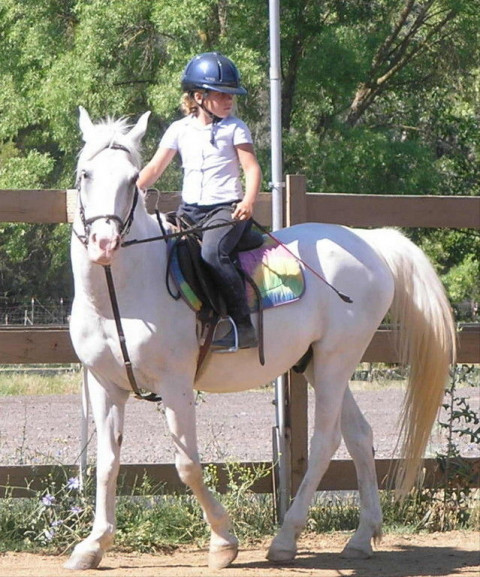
123, 208, 353, 304
121, 210, 237, 247
99, 212, 235, 402
75, 143, 161, 402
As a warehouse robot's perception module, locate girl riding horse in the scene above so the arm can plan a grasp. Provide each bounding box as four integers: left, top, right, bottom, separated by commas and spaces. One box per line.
138, 52, 262, 351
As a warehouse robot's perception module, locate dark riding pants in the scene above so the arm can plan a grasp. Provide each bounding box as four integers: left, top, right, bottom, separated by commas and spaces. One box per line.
177, 202, 251, 323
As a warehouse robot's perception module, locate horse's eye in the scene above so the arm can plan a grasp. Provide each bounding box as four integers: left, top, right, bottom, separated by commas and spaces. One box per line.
81, 170, 90, 180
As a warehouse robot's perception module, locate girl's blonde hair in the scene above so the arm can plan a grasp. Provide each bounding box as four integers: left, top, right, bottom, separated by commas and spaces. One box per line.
180, 92, 200, 116
180, 90, 237, 117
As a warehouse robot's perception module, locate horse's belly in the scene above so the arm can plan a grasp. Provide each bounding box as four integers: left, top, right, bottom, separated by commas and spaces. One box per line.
195, 329, 312, 393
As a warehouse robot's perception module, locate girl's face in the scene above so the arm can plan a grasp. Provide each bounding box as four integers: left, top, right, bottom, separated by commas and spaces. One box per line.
195, 91, 234, 121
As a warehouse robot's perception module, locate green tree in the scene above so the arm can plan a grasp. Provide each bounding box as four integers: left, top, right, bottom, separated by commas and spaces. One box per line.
279, 0, 479, 195
0, 0, 478, 311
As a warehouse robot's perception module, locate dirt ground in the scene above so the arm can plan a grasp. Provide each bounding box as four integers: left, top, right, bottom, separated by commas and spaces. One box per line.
1, 532, 479, 577
1, 387, 479, 465
1, 389, 479, 576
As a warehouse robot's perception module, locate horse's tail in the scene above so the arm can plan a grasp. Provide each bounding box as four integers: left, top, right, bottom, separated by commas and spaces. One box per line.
362, 228, 457, 496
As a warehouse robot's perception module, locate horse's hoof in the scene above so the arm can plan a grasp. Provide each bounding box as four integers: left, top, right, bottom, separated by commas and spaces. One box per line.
266, 543, 297, 563
340, 544, 373, 559
208, 544, 239, 569
64, 545, 103, 570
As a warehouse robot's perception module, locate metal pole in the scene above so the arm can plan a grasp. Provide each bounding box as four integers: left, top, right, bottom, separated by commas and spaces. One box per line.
79, 366, 90, 491
269, 0, 290, 523
269, 0, 284, 232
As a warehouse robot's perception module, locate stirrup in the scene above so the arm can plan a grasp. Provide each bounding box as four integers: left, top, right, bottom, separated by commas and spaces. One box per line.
211, 315, 239, 353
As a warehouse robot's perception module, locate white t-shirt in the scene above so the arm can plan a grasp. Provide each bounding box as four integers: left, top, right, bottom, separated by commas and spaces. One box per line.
160, 114, 253, 206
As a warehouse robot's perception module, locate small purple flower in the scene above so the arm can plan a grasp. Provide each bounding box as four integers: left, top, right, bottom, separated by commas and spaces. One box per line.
67, 477, 80, 490
51, 520, 63, 527
70, 505, 83, 514
42, 494, 56, 507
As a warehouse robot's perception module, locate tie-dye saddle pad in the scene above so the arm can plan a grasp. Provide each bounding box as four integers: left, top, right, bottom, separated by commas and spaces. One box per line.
169, 236, 305, 313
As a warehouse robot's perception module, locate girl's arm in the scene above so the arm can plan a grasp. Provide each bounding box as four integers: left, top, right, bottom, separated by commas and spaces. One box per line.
234, 143, 262, 221
137, 147, 177, 190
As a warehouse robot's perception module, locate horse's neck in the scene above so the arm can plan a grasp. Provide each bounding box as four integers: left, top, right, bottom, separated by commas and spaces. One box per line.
72, 210, 169, 309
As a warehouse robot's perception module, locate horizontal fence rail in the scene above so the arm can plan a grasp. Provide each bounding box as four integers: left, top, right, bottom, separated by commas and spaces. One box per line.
1, 182, 479, 498
1, 187, 480, 228
0, 325, 478, 364
304, 193, 480, 228
1, 457, 478, 499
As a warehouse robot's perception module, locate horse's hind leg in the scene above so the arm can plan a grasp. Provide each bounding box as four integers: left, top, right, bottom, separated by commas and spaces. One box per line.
162, 384, 238, 570
340, 387, 382, 558
65, 373, 129, 570
267, 352, 353, 563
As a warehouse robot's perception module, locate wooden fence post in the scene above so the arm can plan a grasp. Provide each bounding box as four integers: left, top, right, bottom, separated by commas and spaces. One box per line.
285, 175, 309, 497
285, 174, 307, 227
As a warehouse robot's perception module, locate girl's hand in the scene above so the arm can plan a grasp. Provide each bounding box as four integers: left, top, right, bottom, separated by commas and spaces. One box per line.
232, 200, 254, 220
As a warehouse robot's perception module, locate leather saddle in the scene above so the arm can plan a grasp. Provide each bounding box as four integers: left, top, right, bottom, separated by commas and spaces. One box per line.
165, 213, 265, 369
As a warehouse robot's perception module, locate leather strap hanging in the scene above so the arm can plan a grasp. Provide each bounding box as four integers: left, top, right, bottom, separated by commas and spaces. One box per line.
104, 265, 162, 403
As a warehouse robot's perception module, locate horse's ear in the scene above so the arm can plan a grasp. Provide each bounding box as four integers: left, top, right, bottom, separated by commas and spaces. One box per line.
78, 106, 94, 141
127, 111, 151, 147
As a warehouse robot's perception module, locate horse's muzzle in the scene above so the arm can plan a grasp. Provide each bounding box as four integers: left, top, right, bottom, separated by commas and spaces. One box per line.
87, 220, 121, 265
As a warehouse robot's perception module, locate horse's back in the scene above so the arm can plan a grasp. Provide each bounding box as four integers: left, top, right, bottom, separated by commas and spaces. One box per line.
275, 222, 395, 313
276, 222, 393, 272
195, 222, 396, 393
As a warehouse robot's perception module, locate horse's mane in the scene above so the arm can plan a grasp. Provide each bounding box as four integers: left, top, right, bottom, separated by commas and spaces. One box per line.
78, 117, 142, 172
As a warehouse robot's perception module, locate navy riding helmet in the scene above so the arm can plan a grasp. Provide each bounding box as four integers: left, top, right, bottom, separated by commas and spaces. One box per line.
181, 52, 247, 95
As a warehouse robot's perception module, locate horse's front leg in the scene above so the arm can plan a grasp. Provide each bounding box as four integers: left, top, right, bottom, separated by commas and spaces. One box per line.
163, 385, 238, 570
65, 372, 128, 570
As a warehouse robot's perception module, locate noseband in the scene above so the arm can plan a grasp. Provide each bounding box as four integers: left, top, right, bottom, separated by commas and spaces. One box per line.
75, 143, 139, 247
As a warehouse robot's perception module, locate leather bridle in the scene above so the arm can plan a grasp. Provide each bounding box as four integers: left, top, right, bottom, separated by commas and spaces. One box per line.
74, 143, 139, 248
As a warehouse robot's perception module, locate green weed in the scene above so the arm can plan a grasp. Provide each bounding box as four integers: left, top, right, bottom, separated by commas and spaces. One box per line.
0, 469, 93, 553
0, 366, 82, 396
0, 463, 274, 554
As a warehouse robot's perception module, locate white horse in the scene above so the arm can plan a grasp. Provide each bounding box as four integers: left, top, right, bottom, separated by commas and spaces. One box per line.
66, 108, 456, 570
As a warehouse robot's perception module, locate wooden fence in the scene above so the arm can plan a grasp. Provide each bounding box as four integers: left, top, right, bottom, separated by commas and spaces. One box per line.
0, 178, 479, 498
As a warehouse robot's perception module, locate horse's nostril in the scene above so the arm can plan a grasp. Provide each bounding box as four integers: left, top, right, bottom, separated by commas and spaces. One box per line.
93, 234, 120, 254
99, 237, 111, 251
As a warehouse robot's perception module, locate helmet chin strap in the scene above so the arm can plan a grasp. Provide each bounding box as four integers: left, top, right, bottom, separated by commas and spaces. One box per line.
196, 92, 221, 144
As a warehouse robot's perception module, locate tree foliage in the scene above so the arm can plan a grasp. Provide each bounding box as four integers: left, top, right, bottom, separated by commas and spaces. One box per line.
0, 0, 478, 307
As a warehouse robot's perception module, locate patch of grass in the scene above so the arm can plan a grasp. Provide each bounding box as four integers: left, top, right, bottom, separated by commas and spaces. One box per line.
0, 366, 82, 396
1, 475, 478, 555
306, 488, 479, 536
0, 463, 275, 554
307, 493, 360, 533
381, 488, 480, 533
0, 470, 93, 554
